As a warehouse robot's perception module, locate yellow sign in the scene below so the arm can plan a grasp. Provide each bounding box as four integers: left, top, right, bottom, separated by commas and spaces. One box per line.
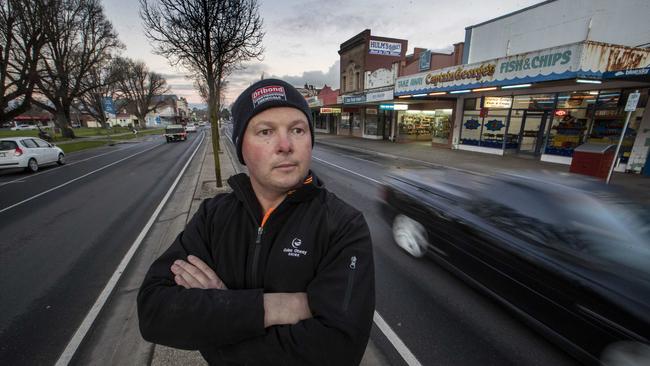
426, 64, 496, 86
320, 108, 341, 114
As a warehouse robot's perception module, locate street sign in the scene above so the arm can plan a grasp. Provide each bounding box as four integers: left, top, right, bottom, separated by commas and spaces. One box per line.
625, 91, 641, 112
101, 97, 117, 114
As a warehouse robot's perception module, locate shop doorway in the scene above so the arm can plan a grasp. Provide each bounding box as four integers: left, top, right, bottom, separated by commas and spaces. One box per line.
518, 111, 549, 156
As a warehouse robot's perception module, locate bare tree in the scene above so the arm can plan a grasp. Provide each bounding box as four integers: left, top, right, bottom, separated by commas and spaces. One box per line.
140, 0, 264, 186
34, 0, 122, 138
0, 0, 49, 124
115, 57, 170, 129
77, 57, 122, 128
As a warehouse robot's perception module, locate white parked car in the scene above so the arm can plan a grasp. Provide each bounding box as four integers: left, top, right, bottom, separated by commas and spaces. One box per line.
10, 124, 38, 131
0, 137, 65, 173
185, 124, 197, 132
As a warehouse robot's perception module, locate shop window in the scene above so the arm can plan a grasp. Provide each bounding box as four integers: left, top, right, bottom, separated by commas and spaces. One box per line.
545, 108, 591, 156
315, 113, 328, 130
483, 109, 512, 149
352, 113, 361, 130
398, 110, 435, 140
340, 113, 351, 131
364, 109, 379, 135
432, 109, 452, 144
464, 98, 480, 111
588, 89, 647, 163
595, 90, 620, 109
512, 94, 555, 110
459, 110, 481, 146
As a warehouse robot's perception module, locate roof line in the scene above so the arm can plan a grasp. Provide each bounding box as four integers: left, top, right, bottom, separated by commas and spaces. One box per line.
465, 0, 557, 30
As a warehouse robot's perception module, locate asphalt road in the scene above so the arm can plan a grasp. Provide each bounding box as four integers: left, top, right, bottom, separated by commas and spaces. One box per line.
0, 131, 205, 365
310, 142, 578, 366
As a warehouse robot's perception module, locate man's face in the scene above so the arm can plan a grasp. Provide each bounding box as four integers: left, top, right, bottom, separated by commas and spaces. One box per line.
242, 107, 312, 194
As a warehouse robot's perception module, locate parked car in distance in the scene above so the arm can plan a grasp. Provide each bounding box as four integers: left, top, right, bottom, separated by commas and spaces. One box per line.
185, 124, 197, 132
10, 124, 38, 131
379, 167, 650, 365
164, 124, 187, 142
0, 137, 65, 172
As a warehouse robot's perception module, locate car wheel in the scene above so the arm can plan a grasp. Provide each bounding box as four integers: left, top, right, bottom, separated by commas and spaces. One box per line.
392, 214, 428, 258
26, 158, 39, 173
57, 153, 66, 165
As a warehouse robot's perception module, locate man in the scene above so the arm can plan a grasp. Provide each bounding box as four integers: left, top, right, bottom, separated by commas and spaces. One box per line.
138, 79, 375, 365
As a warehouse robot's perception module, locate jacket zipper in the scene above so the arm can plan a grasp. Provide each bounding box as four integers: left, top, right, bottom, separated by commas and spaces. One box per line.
343, 256, 357, 312
251, 208, 275, 288
251, 227, 264, 288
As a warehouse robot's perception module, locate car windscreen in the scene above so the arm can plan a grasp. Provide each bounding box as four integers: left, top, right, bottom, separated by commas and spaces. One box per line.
166, 128, 184, 133
0, 141, 18, 151
469, 181, 650, 275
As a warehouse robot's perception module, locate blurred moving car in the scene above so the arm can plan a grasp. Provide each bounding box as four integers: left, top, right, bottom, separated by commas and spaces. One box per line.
185, 124, 197, 133
164, 124, 187, 142
0, 137, 65, 172
379, 167, 650, 365
10, 124, 38, 131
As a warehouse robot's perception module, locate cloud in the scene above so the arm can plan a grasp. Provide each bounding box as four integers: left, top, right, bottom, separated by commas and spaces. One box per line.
270, 60, 339, 89
224, 60, 340, 104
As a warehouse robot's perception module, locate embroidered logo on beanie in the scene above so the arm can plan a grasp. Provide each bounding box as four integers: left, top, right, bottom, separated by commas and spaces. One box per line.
251, 86, 286, 108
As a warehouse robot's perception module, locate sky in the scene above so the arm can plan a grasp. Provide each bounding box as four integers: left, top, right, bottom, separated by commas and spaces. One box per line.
103, 0, 540, 108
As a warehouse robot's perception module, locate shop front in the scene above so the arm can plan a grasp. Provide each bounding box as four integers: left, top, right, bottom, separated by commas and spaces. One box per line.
395, 40, 650, 172
458, 90, 648, 169
394, 104, 454, 144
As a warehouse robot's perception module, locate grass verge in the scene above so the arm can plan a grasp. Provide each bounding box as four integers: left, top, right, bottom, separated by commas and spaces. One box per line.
59, 140, 110, 153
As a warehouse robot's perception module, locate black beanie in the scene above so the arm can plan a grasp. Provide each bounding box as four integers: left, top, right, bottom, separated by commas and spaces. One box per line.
230, 78, 314, 165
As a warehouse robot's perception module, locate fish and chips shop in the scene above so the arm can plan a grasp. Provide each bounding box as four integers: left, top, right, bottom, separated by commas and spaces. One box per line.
394, 41, 650, 173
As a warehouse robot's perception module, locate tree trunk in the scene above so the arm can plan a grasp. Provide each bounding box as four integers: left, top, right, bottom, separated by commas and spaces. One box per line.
55, 109, 76, 139
208, 80, 223, 188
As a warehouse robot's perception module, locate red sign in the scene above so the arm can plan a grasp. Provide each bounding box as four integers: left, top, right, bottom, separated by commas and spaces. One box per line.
554, 110, 567, 117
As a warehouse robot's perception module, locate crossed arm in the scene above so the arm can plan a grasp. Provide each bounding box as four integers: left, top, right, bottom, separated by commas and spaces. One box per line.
171, 255, 312, 328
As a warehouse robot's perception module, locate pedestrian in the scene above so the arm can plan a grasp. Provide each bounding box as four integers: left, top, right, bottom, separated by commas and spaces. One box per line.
137, 79, 375, 365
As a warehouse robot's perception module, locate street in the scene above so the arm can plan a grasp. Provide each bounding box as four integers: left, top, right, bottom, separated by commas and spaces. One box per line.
0, 132, 204, 365
310, 143, 578, 366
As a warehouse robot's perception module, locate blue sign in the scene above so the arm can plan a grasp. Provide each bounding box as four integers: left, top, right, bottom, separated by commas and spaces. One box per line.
419, 50, 431, 71
101, 97, 116, 114
485, 119, 504, 131
603, 67, 650, 80
343, 95, 366, 104
464, 119, 480, 130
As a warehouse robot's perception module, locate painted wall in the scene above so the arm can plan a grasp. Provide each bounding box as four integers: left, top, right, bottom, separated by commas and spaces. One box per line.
467, 0, 650, 63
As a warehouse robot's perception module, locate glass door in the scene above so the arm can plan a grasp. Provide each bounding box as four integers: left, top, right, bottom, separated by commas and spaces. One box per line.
518, 111, 548, 155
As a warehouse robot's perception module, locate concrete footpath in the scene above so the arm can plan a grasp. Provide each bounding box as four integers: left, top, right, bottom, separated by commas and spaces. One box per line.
72, 128, 390, 365
314, 133, 650, 204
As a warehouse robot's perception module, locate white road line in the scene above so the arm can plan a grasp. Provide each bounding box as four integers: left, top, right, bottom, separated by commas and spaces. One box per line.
0, 143, 160, 214
0, 143, 142, 188
313, 156, 421, 366
374, 311, 423, 366
54, 133, 205, 366
312, 156, 383, 185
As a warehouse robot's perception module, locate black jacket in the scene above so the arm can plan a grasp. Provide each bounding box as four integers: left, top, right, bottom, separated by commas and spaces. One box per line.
137, 172, 375, 365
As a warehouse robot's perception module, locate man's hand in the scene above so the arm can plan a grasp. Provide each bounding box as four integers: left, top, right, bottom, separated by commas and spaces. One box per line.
263, 292, 312, 328
171, 255, 227, 290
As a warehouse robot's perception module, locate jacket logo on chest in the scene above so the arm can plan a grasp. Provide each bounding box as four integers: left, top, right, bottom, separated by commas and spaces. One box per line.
284, 237, 308, 258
